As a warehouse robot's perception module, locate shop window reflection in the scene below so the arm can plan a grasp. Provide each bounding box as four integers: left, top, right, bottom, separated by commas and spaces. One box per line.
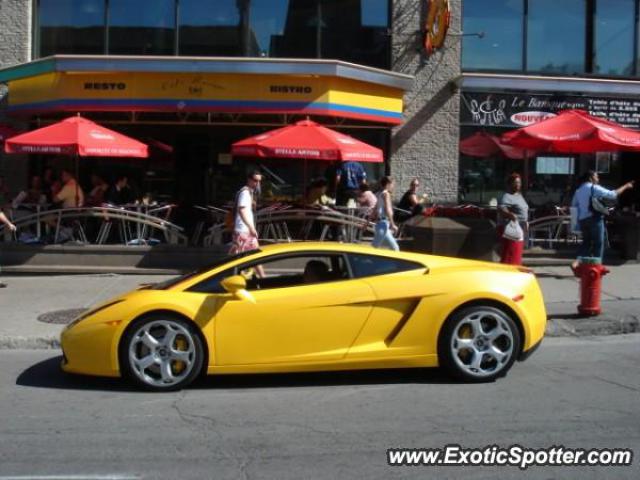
462, 0, 524, 71
38, 0, 106, 56
594, 0, 635, 76
179, 0, 242, 56
527, 0, 586, 74
108, 0, 175, 55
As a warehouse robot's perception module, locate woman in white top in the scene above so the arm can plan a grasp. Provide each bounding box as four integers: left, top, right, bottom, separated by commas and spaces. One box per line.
372, 176, 399, 251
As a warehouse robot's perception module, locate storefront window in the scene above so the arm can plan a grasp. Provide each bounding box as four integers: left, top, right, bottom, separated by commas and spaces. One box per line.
252, 0, 390, 68
249, 0, 292, 57
462, 0, 524, 71
527, 0, 586, 74
321, 0, 390, 68
108, 0, 175, 55
265, 0, 321, 59
594, 0, 635, 76
178, 0, 242, 56
37, 0, 106, 57
35, 0, 390, 67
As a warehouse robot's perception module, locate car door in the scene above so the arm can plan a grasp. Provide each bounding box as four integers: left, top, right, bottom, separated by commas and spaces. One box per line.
212, 253, 375, 366
343, 252, 432, 360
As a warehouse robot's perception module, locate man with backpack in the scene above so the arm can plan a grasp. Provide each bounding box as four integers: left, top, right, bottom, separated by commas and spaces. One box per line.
571, 170, 634, 269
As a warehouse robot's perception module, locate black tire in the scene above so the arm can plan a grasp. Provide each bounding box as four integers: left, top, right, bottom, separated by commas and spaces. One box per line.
119, 313, 205, 392
438, 305, 521, 383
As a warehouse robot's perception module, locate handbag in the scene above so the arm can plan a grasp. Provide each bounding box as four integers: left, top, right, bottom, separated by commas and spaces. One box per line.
502, 220, 524, 242
589, 185, 609, 216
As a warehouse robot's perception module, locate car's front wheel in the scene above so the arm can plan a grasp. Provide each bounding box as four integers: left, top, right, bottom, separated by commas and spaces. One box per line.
120, 314, 204, 391
438, 305, 520, 382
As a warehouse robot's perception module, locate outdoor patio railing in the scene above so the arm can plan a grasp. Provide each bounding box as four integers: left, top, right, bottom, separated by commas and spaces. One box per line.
528, 214, 580, 249
202, 207, 377, 246
1, 206, 188, 246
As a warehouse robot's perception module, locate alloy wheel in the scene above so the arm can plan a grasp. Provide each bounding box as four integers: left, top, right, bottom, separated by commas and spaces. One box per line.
128, 319, 197, 388
449, 309, 515, 378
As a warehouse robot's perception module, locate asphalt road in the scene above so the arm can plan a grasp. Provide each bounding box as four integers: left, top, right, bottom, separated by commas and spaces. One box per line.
0, 335, 638, 480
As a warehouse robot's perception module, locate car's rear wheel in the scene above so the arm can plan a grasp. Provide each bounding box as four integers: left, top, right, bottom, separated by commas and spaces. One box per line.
120, 314, 204, 391
438, 305, 520, 382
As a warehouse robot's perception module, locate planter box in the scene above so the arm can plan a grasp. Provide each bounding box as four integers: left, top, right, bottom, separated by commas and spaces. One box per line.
404, 216, 498, 261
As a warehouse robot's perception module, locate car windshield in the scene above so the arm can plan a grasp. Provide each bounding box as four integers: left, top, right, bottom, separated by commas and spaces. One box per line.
149, 250, 261, 290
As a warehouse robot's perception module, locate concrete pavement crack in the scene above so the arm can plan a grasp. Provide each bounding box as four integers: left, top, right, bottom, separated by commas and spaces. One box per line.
171, 394, 253, 479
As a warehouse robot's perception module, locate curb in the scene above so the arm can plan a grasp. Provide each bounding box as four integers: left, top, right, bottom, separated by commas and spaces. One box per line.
1, 317, 638, 350
545, 315, 640, 337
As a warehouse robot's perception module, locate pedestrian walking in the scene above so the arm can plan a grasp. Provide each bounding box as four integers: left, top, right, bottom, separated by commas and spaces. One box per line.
229, 171, 262, 255
571, 170, 634, 269
498, 173, 529, 265
0, 211, 17, 288
372, 176, 399, 251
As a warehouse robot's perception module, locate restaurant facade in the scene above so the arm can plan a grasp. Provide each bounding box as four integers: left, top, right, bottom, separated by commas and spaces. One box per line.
0, 0, 459, 206
1, 0, 640, 209
461, 0, 640, 209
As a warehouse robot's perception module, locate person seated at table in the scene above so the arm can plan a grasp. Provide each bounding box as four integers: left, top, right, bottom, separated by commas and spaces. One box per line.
357, 182, 377, 216
11, 175, 47, 209
42, 167, 58, 203
397, 178, 426, 217
305, 178, 334, 208
86, 174, 109, 206
138, 192, 157, 206
106, 175, 136, 205
53, 170, 84, 208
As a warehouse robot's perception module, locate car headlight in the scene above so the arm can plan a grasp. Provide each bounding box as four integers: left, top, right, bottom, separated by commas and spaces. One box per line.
64, 299, 125, 330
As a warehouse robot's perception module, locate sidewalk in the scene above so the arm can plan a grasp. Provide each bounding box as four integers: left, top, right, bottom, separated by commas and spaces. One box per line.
0, 264, 639, 349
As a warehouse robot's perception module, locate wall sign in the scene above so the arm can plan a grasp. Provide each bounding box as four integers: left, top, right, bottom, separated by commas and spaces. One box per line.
462, 92, 640, 129
424, 0, 450, 55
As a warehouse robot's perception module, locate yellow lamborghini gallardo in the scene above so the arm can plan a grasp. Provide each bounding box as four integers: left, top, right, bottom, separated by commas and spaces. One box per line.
61, 242, 546, 391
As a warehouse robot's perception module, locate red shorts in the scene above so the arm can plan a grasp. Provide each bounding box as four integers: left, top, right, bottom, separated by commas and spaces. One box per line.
497, 225, 524, 265
229, 232, 259, 254
500, 237, 524, 265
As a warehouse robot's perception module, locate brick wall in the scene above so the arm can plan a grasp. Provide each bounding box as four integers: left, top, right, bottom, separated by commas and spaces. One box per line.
390, 0, 461, 204
0, 0, 31, 191
0, 0, 31, 68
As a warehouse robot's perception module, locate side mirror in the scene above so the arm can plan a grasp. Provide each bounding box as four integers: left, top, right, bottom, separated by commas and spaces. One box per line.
220, 275, 255, 303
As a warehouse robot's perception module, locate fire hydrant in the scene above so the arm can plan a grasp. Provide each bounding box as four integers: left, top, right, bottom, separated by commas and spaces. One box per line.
573, 257, 609, 316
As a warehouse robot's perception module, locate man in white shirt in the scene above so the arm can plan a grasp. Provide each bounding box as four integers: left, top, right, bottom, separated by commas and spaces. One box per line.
229, 171, 262, 255
571, 170, 634, 268
54, 170, 84, 208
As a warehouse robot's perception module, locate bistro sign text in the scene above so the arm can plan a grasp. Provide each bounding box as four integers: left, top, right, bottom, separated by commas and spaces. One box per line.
270, 85, 313, 94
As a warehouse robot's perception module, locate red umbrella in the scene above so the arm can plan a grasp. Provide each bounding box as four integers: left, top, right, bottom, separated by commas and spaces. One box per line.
501, 109, 640, 153
460, 131, 525, 159
5, 116, 148, 157
231, 119, 383, 163
5, 116, 148, 207
0, 124, 18, 143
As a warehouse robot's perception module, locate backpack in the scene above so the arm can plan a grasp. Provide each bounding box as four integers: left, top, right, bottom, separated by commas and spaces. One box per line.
589, 185, 610, 217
